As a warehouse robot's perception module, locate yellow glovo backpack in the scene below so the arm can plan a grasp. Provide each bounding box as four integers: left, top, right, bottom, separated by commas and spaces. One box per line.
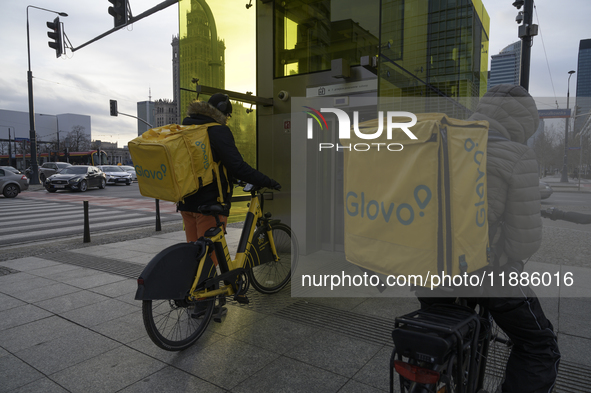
342, 113, 490, 287
128, 123, 227, 204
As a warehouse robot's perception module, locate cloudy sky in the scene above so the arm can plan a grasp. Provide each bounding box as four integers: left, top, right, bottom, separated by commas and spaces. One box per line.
1, 0, 589, 146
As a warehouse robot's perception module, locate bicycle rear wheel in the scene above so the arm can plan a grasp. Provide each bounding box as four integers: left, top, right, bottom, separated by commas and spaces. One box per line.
248, 223, 298, 294
142, 297, 214, 351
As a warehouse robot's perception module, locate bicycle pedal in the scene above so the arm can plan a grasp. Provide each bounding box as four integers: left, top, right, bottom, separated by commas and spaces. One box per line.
234, 294, 250, 304
213, 306, 227, 323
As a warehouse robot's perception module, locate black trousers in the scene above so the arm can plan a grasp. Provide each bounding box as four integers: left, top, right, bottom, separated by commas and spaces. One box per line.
418, 264, 560, 393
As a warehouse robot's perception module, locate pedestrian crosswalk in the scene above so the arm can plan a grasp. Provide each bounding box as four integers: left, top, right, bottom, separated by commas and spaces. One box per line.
0, 196, 181, 246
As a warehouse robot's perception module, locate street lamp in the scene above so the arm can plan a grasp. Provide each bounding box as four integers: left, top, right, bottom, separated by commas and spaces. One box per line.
560, 70, 576, 183
26, 5, 68, 185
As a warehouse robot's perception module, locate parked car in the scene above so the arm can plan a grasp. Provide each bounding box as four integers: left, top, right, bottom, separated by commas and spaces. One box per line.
0, 166, 22, 174
38, 162, 72, 182
45, 166, 106, 192
539, 181, 553, 200
97, 165, 133, 185
0, 168, 29, 198
119, 165, 137, 181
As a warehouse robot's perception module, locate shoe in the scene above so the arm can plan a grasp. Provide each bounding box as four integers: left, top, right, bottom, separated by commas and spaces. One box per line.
191, 303, 208, 319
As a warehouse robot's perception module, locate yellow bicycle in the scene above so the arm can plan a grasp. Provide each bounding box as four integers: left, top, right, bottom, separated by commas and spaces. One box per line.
135, 183, 297, 351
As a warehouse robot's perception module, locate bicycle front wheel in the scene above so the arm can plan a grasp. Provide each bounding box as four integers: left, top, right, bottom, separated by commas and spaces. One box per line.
142, 297, 214, 351
248, 223, 298, 294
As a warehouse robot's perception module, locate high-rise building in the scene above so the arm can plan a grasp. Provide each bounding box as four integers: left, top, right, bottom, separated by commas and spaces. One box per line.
137, 101, 155, 136
177, 0, 226, 119
488, 41, 521, 89
574, 39, 591, 135
154, 99, 178, 128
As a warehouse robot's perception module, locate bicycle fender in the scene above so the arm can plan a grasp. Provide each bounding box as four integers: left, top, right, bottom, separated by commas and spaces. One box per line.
135, 242, 215, 300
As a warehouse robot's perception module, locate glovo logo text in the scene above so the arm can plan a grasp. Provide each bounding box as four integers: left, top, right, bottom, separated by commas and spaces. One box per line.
305, 107, 418, 152
346, 185, 432, 226
195, 141, 210, 170
464, 138, 487, 227
135, 164, 167, 181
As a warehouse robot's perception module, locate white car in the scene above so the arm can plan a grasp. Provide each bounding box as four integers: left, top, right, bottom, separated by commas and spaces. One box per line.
97, 165, 133, 185
120, 165, 137, 181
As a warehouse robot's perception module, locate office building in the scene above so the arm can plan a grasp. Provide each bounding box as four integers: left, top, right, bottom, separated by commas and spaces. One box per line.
575, 39, 591, 135
488, 41, 521, 89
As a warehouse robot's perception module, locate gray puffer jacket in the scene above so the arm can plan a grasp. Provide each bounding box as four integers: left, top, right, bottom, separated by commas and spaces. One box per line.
469, 84, 542, 263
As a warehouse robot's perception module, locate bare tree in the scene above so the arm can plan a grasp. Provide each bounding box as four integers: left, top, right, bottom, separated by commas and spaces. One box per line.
64, 125, 91, 152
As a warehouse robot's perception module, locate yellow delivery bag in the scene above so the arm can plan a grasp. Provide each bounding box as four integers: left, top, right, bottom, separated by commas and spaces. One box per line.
342, 113, 490, 285
128, 123, 224, 203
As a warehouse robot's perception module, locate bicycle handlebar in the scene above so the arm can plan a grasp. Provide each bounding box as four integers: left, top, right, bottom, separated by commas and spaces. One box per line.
541, 208, 591, 224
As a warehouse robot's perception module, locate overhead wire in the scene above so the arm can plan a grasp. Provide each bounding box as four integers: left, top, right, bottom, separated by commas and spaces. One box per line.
533, 1, 559, 108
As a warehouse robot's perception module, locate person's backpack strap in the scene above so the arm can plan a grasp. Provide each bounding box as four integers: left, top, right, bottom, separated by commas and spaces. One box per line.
200, 122, 231, 207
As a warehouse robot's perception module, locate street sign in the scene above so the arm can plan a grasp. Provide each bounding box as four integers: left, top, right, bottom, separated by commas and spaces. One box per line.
568, 147, 581, 150
538, 109, 571, 119
14, 137, 30, 142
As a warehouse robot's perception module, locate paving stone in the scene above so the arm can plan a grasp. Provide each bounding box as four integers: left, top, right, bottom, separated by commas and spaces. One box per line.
0, 354, 44, 393
0, 315, 84, 353
61, 271, 127, 290
88, 278, 136, 298
172, 336, 279, 390
92, 310, 145, 344
119, 366, 225, 393
10, 377, 70, 393
59, 298, 140, 327
0, 304, 52, 332
35, 289, 109, 314
127, 330, 225, 365
0, 292, 26, 312
25, 263, 81, 278
50, 346, 166, 393
352, 346, 394, 392
0, 275, 57, 296
231, 315, 318, 354
0, 257, 61, 272
10, 282, 80, 303
15, 328, 119, 375
207, 305, 269, 337
232, 355, 347, 393
286, 329, 383, 378
338, 379, 388, 393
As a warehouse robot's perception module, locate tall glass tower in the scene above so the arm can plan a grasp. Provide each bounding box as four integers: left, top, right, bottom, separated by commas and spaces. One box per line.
574, 39, 591, 135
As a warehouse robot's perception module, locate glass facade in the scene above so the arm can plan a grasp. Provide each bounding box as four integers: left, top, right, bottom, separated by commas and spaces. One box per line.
177, 0, 257, 169
274, 0, 380, 78
379, 0, 489, 112
575, 39, 591, 135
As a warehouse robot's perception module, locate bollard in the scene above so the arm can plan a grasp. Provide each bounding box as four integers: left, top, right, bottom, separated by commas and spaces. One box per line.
155, 199, 161, 231
83, 201, 91, 243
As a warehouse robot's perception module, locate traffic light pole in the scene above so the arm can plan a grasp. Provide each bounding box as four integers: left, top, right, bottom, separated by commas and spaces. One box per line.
519, 0, 533, 91
71, 0, 179, 52
26, 5, 67, 185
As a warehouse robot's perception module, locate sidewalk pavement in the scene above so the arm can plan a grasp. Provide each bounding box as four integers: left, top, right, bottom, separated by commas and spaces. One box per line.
1, 228, 590, 392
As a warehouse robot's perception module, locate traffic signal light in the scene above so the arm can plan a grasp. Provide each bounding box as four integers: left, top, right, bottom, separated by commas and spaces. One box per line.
108, 0, 128, 28
47, 17, 63, 58
110, 100, 118, 116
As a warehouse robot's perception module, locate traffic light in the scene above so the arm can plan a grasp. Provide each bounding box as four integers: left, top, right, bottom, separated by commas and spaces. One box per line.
47, 17, 63, 58
108, 0, 128, 28
110, 100, 118, 116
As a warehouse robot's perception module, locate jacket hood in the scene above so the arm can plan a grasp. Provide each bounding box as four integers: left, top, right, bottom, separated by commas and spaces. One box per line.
469, 84, 539, 144
186, 100, 228, 125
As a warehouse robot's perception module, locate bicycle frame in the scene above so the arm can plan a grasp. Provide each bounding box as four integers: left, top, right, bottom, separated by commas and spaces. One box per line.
188, 191, 280, 301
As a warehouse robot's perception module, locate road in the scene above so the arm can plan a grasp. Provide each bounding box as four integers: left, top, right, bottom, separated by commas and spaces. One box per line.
0, 183, 182, 247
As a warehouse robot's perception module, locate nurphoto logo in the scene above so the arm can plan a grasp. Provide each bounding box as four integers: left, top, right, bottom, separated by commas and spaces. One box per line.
304, 107, 418, 152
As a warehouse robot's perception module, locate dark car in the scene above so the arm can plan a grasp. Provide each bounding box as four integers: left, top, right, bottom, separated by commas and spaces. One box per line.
38, 162, 72, 182
45, 165, 106, 192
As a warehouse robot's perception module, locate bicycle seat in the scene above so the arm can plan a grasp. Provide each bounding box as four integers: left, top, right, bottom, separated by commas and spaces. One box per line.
197, 205, 225, 216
